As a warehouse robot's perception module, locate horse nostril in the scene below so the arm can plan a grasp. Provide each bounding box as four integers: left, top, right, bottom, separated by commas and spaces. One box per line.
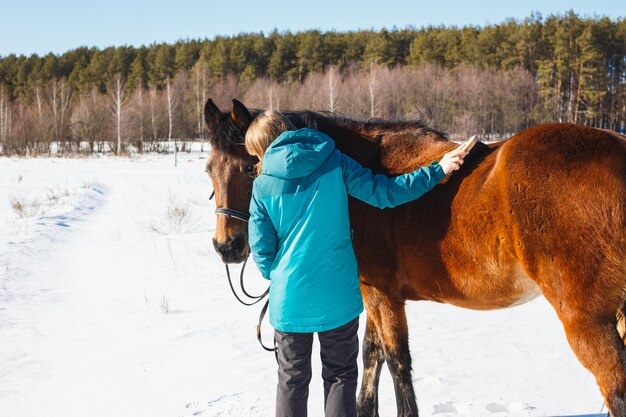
213, 236, 246, 260
230, 235, 244, 253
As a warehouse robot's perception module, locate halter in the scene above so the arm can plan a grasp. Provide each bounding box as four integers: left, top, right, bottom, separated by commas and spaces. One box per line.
209, 190, 251, 223
215, 207, 250, 223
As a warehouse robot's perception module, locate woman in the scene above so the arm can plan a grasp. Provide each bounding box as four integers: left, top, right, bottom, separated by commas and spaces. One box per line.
245, 111, 467, 417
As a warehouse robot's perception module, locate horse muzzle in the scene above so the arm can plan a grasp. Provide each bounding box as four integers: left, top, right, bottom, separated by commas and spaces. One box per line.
213, 235, 248, 264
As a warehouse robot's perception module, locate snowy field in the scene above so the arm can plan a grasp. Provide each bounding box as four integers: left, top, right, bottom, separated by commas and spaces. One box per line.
0, 154, 606, 417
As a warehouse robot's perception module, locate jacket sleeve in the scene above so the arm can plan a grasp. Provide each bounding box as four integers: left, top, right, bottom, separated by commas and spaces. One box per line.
339, 151, 446, 208
248, 187, 278, 280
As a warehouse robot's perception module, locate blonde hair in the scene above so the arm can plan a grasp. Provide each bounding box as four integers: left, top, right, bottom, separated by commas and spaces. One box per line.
245, 111, 296, 176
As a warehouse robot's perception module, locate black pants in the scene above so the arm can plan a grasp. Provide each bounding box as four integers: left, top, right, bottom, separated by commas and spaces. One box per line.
274, 317, 359, 417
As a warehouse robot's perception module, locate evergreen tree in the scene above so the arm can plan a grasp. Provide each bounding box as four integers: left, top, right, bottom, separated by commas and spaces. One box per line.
575, 22, 606, 123
127, 49, 147, 92
175, 40, 199, 72
268, 32, 298, 81
207, 37, 229, 81
296, 30, 326, 80
150, 43, 175, 87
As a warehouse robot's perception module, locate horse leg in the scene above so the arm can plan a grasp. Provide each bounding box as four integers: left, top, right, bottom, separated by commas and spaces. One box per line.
362, 286, 419, 417
357, 315, 385, 417
545, 291, 626, 416
563, 316, 626, 416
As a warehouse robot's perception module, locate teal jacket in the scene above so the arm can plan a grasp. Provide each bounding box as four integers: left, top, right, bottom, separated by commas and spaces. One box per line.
248, 128, 445, 333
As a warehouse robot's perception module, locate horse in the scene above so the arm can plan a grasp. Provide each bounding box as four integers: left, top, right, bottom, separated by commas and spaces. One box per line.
203, 98, 626, 417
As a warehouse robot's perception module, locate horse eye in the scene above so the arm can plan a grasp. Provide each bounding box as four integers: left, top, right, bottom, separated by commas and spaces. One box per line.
245, 165, 255, 175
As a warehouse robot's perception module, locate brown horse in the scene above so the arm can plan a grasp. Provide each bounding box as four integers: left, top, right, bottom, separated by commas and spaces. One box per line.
204, 98, 626, 417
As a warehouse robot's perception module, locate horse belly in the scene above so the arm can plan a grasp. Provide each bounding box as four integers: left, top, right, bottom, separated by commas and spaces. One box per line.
465, 263, 541, 310
503, 271, 542, 307
444, 261, 542, 310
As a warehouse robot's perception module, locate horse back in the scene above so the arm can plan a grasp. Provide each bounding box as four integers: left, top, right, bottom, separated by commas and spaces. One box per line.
355, 123, 626, 311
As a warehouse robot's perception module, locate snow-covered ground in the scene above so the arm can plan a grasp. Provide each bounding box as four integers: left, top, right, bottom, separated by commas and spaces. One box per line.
0, 154, 606, 417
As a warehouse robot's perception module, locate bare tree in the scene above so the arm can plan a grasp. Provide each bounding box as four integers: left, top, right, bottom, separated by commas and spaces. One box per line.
296, 72, 326, 110
165, 72, 189, 165
71, 87, 108, 153
191, 61, 208, 150
243, 77, 285, 110
207, 75, 241, 110
0, 88, 5, 145
327, 65, 339, 112
110, 74, 127, 155
149, 85, 158, 142
166, 77, 174, 152
269, 87, 274, 110
136, 79, 144, 149
49, 78, 72, 152
369, 62, 377, 118
34, 81, 45, 145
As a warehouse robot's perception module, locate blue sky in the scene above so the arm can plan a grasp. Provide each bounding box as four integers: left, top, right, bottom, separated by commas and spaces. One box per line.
1, 0, 624, 56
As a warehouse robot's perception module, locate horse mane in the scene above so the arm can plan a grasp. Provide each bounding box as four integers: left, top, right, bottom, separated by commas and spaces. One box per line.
279, 110, 448, 142
275, 110, 455, 171
209, 108, 451, 169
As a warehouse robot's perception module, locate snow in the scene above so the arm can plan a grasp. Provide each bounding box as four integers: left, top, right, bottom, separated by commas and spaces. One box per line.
0, 154, 606, 417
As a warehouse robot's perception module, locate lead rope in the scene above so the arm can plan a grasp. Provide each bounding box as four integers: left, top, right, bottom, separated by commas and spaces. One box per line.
211, 189, 276, 357
224, 259, 277, 357
256, 299, 278, 357
224, 258, 267, 305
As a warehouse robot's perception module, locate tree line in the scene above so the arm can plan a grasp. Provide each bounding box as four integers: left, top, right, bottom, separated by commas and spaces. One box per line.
0, 11, 624, 155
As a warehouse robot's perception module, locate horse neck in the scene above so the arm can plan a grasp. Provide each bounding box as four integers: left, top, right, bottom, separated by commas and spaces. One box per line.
308, 114, 453, 174
316, 117, 382, 167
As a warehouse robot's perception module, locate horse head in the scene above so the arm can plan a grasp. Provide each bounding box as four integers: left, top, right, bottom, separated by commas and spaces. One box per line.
204, 98, 257, 264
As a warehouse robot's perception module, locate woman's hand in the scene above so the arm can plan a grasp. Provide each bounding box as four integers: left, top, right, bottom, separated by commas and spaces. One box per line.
439, 147, 469, 174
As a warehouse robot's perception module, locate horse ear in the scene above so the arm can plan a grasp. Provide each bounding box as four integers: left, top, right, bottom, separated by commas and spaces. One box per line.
204, 98, 221, 130
231, 99, 252, 129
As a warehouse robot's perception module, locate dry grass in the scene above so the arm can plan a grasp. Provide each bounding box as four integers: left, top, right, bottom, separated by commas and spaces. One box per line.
10, 197, 42, 218
149, 198, 195, 234
159, 295, 170, 314
45, 187, 70, 205
166, 203, 191, 233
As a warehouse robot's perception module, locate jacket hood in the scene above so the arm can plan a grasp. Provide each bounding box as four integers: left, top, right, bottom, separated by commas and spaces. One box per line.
262, 128, 336, 179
